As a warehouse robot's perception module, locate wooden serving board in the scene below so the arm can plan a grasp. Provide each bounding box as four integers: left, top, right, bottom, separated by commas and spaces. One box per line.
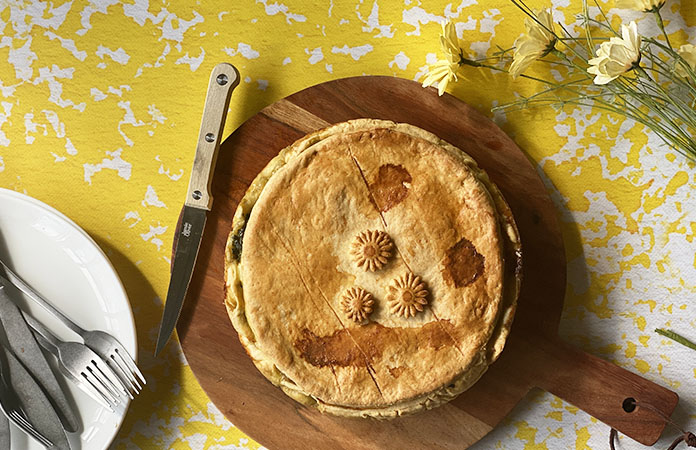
177, 76, 678, 449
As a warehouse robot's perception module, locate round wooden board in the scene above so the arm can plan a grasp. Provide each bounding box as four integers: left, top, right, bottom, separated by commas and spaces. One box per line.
177, 76, 677, 449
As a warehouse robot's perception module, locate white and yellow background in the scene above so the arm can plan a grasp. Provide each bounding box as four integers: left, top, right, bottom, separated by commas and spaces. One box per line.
0, 0, 694, 448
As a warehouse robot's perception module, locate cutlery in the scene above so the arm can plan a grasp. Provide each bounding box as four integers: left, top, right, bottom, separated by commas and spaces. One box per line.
25, 314, 124, 412
155, 62, 240, 356
0, 259, 145, 397
0, 342, 53, 447
2, 340, 72, 449
0, 283, 80, 432
0, 411, 8, 450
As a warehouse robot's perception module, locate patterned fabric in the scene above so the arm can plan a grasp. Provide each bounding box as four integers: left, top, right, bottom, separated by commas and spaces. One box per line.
0, 0, 693, 448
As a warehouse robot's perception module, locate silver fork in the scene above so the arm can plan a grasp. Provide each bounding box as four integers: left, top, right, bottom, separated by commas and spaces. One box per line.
0, 259, 145, 397
25, 314, 124, 412
0, 345, 53, 447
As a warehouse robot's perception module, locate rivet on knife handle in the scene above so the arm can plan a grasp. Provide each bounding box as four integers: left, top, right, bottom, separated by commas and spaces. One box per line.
185, 63, 240, 210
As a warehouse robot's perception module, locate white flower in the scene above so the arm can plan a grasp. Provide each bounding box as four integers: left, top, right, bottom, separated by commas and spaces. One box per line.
421, 60, 460, 96
616, 0, 665, 12
509, 8, 556, 79
439, 20, 462, 65
422, 22, 465, 96
587, 22, 642, 85
676, 44, 696, 78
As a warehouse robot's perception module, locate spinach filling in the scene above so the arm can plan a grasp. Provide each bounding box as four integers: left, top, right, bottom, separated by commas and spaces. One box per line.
231, 215, 249, 262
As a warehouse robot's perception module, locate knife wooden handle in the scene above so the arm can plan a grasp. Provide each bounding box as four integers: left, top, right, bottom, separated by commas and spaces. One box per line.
185, 63, 240, 210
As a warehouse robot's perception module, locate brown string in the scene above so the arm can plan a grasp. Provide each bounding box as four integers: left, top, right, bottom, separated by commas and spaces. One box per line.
667, 433, 696, 450
610, 428, 618, 450
610, 400, 696, 450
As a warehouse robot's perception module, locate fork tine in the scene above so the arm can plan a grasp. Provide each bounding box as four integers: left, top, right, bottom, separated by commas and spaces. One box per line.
9, 410, 53, 447
113, 352, 140, 393
80, 372, 116, 412
92, 360, 127, 398
88, 365, 122, 401
109, 355, 136, 399
82, 370, 118, 407
9, 411, 30, 428
119, 349, 146, 385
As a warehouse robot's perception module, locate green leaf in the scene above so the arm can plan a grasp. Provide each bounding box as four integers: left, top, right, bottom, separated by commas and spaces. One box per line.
655, 328, 696, 351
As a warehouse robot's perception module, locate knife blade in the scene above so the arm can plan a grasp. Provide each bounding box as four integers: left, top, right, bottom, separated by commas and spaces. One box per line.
0, 325, 71, 449
0, 282, 80, 433
155, 63, 239, 356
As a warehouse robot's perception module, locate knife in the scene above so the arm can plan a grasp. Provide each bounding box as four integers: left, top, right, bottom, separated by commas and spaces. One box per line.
154, 63, 240, 356
0, 282, 80, 433
0, 324, 71, 449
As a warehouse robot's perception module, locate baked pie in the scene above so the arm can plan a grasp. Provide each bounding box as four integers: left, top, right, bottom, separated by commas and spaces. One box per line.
224, 119, 521, 418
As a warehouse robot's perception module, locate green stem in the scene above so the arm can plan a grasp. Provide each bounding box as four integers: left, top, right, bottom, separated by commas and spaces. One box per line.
628, 75, 695, 126
633, 67, 696, 134
582, 0, 594, 57
645, 37, 696, 92
496, 80, 593, 108
466, 59, 558, 86
655, 328, 696, 351
553, 49, 591, 75
644, 48, 696, 96
653, 9, 673, 51
586, 0, 622, 39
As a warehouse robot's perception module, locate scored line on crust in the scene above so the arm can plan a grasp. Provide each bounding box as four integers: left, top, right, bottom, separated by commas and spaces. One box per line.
345, 136, 470, 363
225, 118, 520, 417
267, 217, 386, 399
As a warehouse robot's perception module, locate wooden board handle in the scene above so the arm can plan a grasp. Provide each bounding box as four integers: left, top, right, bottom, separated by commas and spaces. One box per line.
185, 63, 240, 210
528, 335, 679, 446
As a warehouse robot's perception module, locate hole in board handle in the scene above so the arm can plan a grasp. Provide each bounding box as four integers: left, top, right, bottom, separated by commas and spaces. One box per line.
622, 397, 636, 413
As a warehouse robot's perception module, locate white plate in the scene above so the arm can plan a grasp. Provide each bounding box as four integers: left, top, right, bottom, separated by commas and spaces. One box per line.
0, 188, 137, 450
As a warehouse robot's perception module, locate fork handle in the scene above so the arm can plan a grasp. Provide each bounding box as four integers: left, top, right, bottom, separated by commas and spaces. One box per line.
23, 314, 62, 355
0, 261, 85, 337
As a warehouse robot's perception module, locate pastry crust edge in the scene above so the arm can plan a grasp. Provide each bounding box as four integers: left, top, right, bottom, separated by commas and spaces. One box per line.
223, 118, 522, 418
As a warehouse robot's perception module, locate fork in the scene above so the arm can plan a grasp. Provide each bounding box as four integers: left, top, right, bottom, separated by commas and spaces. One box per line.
24, 314, 124, 412
0, 345, 53, 447
0, 259, 145, 397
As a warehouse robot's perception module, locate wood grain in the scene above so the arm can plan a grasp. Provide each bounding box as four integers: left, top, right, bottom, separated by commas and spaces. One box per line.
177, 76, 678, 449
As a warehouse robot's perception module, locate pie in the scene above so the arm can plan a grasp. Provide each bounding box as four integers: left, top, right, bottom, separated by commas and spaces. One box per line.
224, 119, 521, 418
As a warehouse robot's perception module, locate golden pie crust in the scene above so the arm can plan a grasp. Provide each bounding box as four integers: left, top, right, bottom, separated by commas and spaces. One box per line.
224, 119, 521, 418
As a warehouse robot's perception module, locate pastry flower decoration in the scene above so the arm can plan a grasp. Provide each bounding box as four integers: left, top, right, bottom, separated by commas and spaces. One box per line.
387, 273, 429, 318
351, 230, 393, 271
341, 287, 374, 323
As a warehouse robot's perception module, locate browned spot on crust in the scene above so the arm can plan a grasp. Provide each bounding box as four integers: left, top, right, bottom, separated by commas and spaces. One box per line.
369, 164, 412, 212
388, 366, 405, 378
443, 238, 485, 288
295, 321, 455, 367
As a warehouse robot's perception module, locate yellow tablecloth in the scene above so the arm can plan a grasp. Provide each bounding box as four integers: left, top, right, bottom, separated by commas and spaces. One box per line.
1, 0, 694, 448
